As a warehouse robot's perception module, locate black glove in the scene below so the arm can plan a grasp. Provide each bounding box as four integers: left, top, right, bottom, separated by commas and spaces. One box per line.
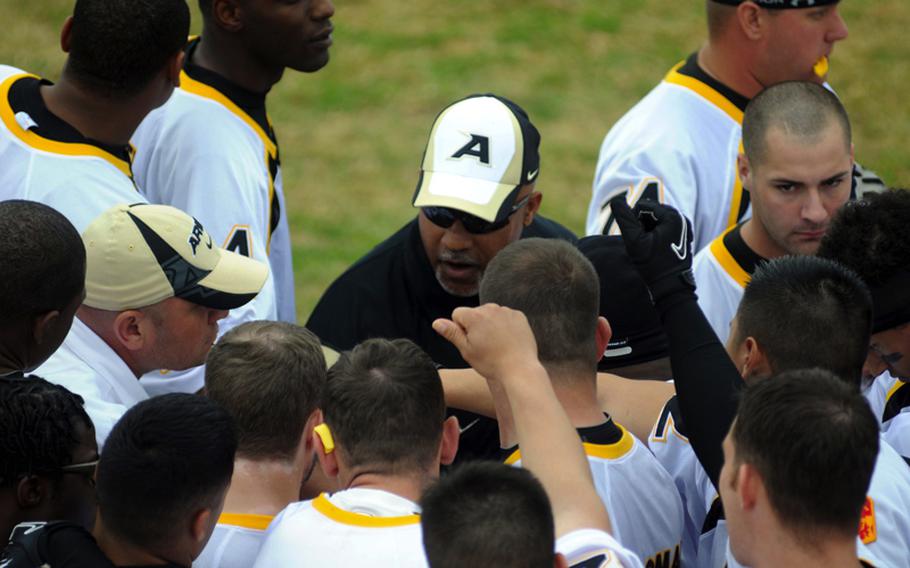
609, 196, 696, 308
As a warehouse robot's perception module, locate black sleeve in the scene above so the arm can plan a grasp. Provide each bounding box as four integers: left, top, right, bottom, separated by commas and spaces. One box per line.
657, 290, 745, 490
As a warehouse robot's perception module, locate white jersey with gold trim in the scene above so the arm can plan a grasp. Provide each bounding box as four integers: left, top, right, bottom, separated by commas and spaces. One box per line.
691, 227, 752, 346
132, 44, 296, 395
252, 489, 427, 567
587, 55, 750, 253
194, 513, 273, 568
507, 422, 683, 566
557, 529, 645, 568
0, 66, 143, 233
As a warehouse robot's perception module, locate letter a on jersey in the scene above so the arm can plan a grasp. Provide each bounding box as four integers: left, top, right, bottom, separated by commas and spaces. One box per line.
451, 134, 490, 164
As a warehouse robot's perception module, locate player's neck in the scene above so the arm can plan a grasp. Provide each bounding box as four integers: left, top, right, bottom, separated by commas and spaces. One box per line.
749, 527, 862, 568
342, 468, 434, 504
221, 457, 304, 517
698, 41, 764, 101
550, 374, 610, 429
0, 330, 28, 376
40, 78, 146, 148
739, 218, 788, 260
94, 514, 187, 567
194, 31, 283, 94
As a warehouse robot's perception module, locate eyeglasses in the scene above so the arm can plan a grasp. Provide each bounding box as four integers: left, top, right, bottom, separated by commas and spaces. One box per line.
61, 459, 99, 488
422, 193, 532, 235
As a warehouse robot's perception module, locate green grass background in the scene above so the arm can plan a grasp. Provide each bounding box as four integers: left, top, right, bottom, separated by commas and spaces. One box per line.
3, 0, 908, 321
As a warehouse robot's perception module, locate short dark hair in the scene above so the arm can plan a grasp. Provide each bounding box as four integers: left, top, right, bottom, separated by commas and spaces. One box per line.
96, 394, 236, 549
421, 461, 554, 568
818, 189, 910, 287
480, 238, 600, 375
0, 376, 93, 487
0, 200, 85, 323
205, 321, 326, 461
731, 369, 879, 539
742, 81, 851, 167
734, 256, 871, 388
66, 0, 190, 96
323, 339, 445, 473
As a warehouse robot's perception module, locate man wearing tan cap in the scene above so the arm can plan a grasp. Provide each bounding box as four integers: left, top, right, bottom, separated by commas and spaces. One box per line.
36, 203, 269, 446
307, 93, 574, 461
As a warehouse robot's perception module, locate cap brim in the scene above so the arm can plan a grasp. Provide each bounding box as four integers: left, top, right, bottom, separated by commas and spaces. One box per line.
190, 248, 269, 310
413, 170, 517, 223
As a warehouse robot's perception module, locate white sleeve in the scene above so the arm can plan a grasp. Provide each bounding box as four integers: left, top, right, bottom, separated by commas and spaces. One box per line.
556, 529, 645, 568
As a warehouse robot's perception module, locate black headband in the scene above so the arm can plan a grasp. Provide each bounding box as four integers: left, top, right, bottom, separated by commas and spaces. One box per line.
869, 268, 910, 334
711, 0, 839, 8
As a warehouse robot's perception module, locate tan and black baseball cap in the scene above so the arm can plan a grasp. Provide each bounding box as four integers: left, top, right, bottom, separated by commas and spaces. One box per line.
83, 203, 269, 311
412, 93, 541, 223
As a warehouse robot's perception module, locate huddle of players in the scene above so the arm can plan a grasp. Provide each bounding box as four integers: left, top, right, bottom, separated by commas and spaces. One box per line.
2, 0, 909, 567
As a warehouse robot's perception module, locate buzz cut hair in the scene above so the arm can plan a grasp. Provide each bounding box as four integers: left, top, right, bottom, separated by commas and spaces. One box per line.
480, 238, 600, 377
322, 338, 446, 473
205, 321, 326, 461
732, 369, 879, 540
742, 81, 851, 167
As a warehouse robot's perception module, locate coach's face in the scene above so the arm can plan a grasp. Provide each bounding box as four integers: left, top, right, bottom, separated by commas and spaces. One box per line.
758, 4, 848, 85
241, 0, 335, 73
741, 122, 853, 257
419, 187, 540, 297
144, 298, 228, 371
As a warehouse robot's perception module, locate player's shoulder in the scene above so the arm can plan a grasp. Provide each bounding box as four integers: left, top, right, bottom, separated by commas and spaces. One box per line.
0, 65, 29, 83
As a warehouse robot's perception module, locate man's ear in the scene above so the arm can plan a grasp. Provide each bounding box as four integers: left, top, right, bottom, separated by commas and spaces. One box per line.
315, 429, 339, 479
438, 416, 460, 466
302, 409, 323, 453
60, 16, 74, 53
736, 2, 764, 41
167, 50, 185, 88
524, 190, 543, 226
742, 337, 771, 380
190, 508, 213, 544
211, 0, 244, 33
594, 316, 612, 364
737, 153, 753, 192
32, 310, 62, 346
737, 463, 761, 512
16, 475, 48, 509
112, 310, 149, 352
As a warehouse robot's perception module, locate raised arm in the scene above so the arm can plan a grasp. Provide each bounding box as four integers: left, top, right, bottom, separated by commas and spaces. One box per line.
610, 197, 743, 489
434, 305, 612, 537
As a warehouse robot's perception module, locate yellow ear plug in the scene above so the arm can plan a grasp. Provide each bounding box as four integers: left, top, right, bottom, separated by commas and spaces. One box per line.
314, 423, 335, 454
813, 56, 829, 79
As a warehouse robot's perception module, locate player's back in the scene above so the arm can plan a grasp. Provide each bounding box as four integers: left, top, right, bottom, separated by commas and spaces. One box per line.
588, 57, 748, 253
252, 489, 427, 567
508, 420, 683, 566
194, 514, 273, 568
0, 65, 143, 233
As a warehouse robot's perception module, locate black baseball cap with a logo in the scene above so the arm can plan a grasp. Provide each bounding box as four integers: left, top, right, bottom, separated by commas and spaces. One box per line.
412, 93, 540, 224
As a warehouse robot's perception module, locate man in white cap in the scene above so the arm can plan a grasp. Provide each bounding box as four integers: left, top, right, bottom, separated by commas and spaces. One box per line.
36, 202, 269, 446
307, 93, 574, 460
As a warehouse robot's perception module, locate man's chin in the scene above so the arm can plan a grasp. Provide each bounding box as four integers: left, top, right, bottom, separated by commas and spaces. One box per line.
435, 272, 480, 298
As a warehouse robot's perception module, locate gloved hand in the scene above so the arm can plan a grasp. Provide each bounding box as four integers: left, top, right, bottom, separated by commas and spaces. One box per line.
609, 196, 696, 308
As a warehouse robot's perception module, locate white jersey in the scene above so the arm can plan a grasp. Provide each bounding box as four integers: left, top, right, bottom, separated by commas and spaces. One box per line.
506, 420, 683, 566
878, 376, 910, 460
692, 224, 766, 346
588, 54, 750, 253
557, 529, 645, 568
0, 66, 144, 233
194, 513, 273, 568
252, 489, 426, 567
34, 317, 148, 447
132, 39, 296, 395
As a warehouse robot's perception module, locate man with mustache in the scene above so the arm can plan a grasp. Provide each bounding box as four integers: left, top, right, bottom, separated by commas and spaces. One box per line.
307, 94, 574, 460
692, 80, 854, 345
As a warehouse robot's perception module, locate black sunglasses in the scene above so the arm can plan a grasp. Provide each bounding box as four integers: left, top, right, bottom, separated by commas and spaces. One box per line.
422, 193, 532, 235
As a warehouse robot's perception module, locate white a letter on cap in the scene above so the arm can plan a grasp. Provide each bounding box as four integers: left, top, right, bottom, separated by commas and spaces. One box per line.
451, 134, 490, 165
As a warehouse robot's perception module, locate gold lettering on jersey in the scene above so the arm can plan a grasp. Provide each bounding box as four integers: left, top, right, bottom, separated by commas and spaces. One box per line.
645, 544, 680, 568
858, 497, 877, 544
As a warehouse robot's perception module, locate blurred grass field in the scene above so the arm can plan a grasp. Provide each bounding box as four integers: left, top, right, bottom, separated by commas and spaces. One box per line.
3, 0, 908, 321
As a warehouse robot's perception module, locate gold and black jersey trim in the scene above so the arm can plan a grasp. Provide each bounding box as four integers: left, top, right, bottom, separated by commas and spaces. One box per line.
180, 38, 282, 248
701, 495, 725, 536
0, 73, 134, 179
217, 512, 273, 531
709, 223, 767, 289
311, 493, 420, 528
664, 53, 751, 227
883, 380, 910, 423
503, 417, 634, 464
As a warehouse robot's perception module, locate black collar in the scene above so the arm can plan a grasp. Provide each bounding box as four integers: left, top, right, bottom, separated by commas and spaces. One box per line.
6, 75, 133, 163
676, 52, 750, 113
724, 223, 766, 277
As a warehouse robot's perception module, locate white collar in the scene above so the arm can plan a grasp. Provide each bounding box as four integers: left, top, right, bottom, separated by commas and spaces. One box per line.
64, 317, 148, 404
